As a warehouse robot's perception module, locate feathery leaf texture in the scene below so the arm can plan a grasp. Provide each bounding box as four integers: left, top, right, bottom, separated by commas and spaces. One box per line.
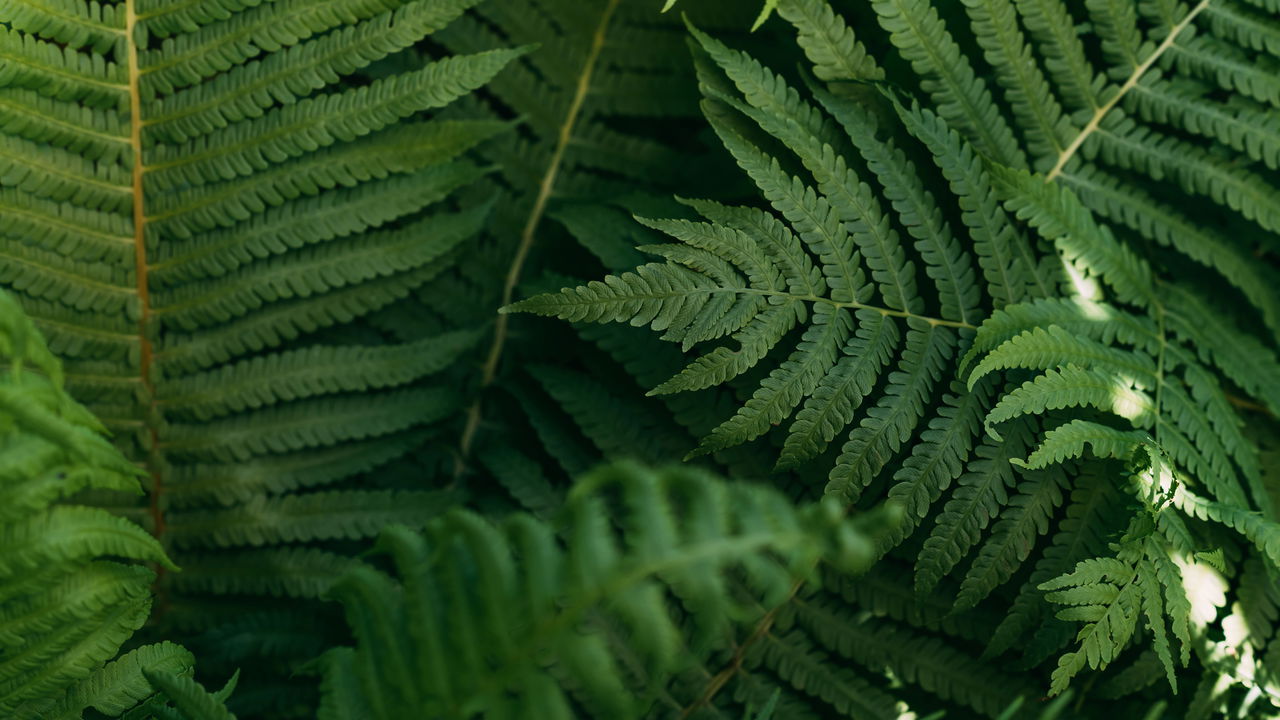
6, 0, 1280, 716
513, 0, 1280, 708
0, 1, 520, 712
0, 289, 203, 719
317, 462, 884, 720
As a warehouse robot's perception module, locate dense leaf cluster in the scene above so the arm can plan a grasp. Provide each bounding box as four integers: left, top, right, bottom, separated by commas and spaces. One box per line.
4, 0, 1280, 718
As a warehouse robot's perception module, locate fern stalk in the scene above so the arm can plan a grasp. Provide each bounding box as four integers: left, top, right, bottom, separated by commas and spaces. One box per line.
677, 575, 807, 719
1046, 0, 1213, 180
124, 0, 171, 603
456, 0, 624, 474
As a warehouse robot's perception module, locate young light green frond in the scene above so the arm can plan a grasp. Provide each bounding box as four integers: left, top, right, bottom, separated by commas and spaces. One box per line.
986, 365, 1158, 436
0, 596, 154, 713
0, 562, 152, 646
33, 642, 195, 720
1, 506, 175, 577
1140, 557, 1181, 690
1015, 419, 1150, 470
142, 670, 238, 720
1147, 541, 1193, 668
0, 292, 201, 718
1042, 527, 1197, 697
969, 325, 1158, 390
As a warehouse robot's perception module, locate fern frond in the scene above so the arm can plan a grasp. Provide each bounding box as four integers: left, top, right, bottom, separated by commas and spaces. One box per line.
870, 0, 1026, 167
791, 595, 1035, 715
0, 290, 219, 719
914, 417, 1035, 595
34, 642, 195, 720
142, 670, 238, 720
317, 462, 884, 719
0, 4, 522, 712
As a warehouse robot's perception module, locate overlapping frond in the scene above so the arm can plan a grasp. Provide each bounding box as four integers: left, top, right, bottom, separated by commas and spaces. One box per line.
0, 1, 520, 713
0, 289, 216, 719
507, 25, 1053, 524
315, 462, 882, 720
512, 0, 1280, 711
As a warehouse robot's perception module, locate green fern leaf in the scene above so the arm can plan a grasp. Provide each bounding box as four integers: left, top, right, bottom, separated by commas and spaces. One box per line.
319, 462, 885, 719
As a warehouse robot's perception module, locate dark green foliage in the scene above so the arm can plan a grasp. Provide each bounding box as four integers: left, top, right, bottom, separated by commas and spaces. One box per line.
5, 0, 1280, 718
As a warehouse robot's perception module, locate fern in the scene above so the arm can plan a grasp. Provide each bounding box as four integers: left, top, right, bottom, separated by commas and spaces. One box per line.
508, 0, 1280, 711
0, 0, 521, 713
8, 0, 1280, 716
0, 288, 234, 719
314, 461, 885, 719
